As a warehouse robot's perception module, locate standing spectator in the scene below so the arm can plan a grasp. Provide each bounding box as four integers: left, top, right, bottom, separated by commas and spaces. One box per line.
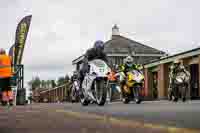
0, 48, 13, 106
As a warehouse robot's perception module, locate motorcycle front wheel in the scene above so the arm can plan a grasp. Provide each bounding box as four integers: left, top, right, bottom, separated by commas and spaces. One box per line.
122, 97, 130, 104
94, 79, 107, 106
134, 86, 141, 104
181, 84, 187, 102
173, 87, 179, 102
79, 88, 89, 106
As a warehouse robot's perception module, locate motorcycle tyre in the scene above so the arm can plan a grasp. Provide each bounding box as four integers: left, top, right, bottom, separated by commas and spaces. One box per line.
95, 80, 107, 106
134, 87, 141, 104
79, 89, 89, 106
181, 85, 187, 102
122, 98, 130, 104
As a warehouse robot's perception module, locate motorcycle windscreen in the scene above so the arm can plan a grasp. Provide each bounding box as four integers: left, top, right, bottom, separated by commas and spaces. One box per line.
132, 70, 144, 82
175, 72, 189, 83
89, 59, 110, 76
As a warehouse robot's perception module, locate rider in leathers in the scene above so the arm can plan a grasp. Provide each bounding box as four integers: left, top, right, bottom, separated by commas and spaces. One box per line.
169, 60, 190, 97
170, 60, 190, 82
70, 71, 79, 84
119, 56, 141, 88
79, 40, 108, 89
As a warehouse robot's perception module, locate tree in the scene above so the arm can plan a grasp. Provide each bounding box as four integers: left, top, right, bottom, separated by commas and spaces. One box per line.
28, 76, 41, 90
65, 74, 70, 82
57, 76, 65, 86
51, 80, 56, 88
41, 80, 46, 88
46, 80, 52, 88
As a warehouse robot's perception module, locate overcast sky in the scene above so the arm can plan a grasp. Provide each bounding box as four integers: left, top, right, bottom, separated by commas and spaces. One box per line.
1, 0, 200, 87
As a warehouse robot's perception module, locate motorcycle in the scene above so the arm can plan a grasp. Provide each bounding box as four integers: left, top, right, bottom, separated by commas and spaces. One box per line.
70, 79, 80, 103
120, 69, 144, 104
80, 59, 111, 106
172, 70, 190, 102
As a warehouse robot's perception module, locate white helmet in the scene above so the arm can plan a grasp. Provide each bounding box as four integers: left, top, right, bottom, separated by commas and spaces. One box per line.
174, 59, 180, 64
124, 56, 133, 66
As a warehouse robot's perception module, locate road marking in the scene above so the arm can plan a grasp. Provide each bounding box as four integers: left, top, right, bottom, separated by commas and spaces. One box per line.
56, 109, 200, 133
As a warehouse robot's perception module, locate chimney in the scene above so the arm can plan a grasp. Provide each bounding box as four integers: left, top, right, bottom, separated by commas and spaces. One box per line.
112, 24, 120, 39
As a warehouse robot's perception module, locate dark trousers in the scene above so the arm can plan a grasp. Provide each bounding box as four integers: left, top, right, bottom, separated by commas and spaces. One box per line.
0, 77, 11, 91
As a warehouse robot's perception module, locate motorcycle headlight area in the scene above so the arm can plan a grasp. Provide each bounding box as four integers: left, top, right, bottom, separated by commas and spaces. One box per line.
128, 70, 144, 82
90, 64, 109, 76
175, 77, 184, 83
175, 72, 187, 83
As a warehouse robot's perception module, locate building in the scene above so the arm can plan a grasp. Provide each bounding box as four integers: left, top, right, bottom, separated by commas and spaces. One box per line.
144, 47, 200, 100
72, 25, 166, 70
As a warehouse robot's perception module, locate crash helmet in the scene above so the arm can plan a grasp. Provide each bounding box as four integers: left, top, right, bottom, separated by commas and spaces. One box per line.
174, 59, 180, 64
93, 40, 104, 50
114, 64, 119, 70
72, 71, 78, 79
170, 64, 174, 70
124, 56, 134, 67
73, 71, 78, 76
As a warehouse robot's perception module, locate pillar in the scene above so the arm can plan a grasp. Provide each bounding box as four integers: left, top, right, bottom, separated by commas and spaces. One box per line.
198, 55, 200, 97
157, 64, 169, 99
144, 68, 149, 97
61, 87, 64, 101
53, 89, 56, 102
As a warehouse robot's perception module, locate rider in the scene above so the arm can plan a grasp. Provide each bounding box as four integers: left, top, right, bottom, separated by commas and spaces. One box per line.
169, 59, 190, 88
119, 56, 138, 88
70, 71, 78, 83
169, 59, 190, 101
79, 40, 108, 89
171, 60, 190, 78
120, 56, 138, 74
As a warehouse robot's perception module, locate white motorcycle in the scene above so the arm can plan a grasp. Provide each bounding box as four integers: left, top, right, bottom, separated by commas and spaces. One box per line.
80, 59, 111, 106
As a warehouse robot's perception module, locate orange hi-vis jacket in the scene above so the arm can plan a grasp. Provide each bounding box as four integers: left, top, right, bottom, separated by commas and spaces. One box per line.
0, 54, 12, 78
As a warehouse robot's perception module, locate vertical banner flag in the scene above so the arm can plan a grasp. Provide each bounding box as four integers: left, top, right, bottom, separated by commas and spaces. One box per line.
14, 15, 32, 65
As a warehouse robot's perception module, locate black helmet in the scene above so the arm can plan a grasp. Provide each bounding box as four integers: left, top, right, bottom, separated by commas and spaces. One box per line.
93, 40, 104, 50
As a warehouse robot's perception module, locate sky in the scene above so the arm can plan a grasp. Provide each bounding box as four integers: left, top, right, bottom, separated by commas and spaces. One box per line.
0, 0, 200, 88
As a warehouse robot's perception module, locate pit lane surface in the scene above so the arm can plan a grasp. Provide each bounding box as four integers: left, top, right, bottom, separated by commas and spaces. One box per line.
0, 100, 199, 133
64, 100, 200, 129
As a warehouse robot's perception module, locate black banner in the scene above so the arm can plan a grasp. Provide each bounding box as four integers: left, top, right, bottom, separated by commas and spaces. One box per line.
14, 15, 32, 65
